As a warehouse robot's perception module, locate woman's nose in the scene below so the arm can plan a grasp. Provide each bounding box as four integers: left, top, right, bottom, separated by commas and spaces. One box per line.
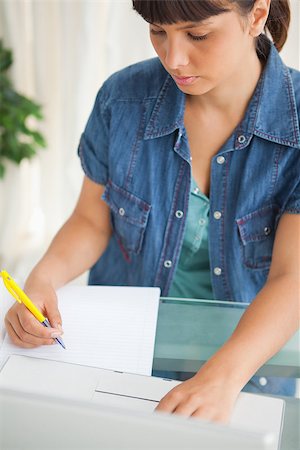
164, 40, 189, 70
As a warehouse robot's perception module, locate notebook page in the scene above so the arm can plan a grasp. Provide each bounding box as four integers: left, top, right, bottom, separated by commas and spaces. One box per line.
0, 285, 160, 376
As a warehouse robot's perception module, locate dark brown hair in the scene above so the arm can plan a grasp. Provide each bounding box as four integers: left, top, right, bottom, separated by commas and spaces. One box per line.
132, 0, 290, 55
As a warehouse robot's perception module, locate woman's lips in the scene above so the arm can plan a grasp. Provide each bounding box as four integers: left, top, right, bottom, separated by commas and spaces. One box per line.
172, 75, 199, 86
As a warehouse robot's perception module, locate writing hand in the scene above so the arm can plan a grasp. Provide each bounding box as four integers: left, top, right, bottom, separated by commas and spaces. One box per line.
5, 277, 63, 348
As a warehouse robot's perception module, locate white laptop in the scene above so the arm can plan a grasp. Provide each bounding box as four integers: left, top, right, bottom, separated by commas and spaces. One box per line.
0, 355, 285, 450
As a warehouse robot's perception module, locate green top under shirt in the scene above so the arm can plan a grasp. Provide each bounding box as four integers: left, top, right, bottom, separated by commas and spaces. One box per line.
168, 178, 215, 300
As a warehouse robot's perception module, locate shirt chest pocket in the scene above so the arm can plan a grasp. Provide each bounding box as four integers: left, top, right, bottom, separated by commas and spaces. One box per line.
236, 205, 280, 270
103, 180, 151, 255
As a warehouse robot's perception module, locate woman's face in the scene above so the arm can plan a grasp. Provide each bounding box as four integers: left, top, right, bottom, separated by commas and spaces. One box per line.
149, 10, 256, 96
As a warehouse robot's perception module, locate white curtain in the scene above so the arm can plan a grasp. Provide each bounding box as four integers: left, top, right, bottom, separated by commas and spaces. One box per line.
0, 0, 299, 282
0, 0, 155, 281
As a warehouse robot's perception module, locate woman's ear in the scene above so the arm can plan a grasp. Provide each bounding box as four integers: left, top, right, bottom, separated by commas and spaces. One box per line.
248, 0, 271, 37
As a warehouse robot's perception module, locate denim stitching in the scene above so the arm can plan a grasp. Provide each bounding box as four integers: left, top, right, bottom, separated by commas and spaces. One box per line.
220, 152, 232, 300
144, 76, 185, 140
269, 146, 283, 201
165, 163, 191, 295
125, 100, 148, 189
254, 131, 299, 147
146, 76, 172, 136
284, 67, 299, 144
104, 180, 151, 226
284, 208, 300, 214
245, 71, 264, 136
234, 71, 264, 150
78, 141, 107, 185
237, 204, 279, 223
154, 160, 188, 292
236, 205, 279, 246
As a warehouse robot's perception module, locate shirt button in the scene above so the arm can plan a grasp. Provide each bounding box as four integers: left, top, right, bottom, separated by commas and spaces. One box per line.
216, 156, 225, 165
259, 377, 268, 386
264, 226, 271, 236
199, 218, 206, 226
214, 267, 222, 276
119, 207, 125, 216
175, 210, 184, 219
193, 187, 200, 194
237, 135, 246, 144
213, 211, 222, 220
164, 260, 172, 268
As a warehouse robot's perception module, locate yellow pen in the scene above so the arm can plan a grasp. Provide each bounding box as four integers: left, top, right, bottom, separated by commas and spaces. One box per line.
0, 270, 66, 349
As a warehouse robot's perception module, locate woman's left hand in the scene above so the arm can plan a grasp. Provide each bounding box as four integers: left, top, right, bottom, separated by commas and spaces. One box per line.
155, 369, 241, 423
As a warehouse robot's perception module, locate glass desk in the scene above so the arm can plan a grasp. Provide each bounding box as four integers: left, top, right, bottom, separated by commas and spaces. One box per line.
152, 297, 300, 450
153, 297, 299, 378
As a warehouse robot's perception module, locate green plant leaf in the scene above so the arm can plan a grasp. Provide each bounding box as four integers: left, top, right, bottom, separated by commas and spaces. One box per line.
26, 130, 47, 147
0, 161, 5, 178
0, 40, 46, 179
0, 40, 13, 72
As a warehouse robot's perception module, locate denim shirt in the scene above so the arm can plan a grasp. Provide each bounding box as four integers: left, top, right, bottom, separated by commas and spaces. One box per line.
78, 42, 300, 302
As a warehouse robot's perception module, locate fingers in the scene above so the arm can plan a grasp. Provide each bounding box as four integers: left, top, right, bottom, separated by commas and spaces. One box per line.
191, 407, 230, 424
45, 300, 63, 331
5, 321, 51, 349
155, 389, 183, 413
156, 390, 200, 417
156, 391, 229, 423
23, 284, 62, 329
5, 303, 62, 348
155, 381, 234, 424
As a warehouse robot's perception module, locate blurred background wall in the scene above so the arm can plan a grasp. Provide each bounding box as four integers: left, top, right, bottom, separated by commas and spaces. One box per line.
0, 0, 299, 284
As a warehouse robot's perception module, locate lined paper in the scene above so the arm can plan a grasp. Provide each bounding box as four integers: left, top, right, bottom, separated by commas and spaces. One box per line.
0, 285, 160, 376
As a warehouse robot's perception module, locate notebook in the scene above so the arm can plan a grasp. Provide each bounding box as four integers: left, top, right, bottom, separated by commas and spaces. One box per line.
0, 285, 160, 376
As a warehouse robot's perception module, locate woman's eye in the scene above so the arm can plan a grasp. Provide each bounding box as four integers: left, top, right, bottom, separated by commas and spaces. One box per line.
150, 29, 208, 42
188, 33, 208, 41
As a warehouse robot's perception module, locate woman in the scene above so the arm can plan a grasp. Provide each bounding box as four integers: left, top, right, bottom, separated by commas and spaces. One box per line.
5, 0, 299, 422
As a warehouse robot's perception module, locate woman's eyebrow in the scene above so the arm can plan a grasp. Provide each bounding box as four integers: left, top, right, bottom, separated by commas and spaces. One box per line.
176, 21, 212, 30
151, 21, 212, 30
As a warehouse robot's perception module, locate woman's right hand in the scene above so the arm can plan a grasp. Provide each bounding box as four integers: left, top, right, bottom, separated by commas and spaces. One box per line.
4, 276, 63, 348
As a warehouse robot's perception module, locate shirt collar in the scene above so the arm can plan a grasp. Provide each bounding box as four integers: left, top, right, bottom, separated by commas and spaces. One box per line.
144, 74, 185, 140
144, 44, 300, 149
236, 42, 300, 150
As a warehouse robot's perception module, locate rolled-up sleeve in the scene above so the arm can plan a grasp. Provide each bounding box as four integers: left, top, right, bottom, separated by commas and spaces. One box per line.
78, 84, 110, 185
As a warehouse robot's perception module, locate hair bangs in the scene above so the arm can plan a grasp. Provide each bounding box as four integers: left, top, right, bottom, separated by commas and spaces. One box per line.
132, 0, 230, 25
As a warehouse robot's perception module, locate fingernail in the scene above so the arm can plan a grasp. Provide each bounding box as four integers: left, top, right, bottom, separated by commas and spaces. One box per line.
51, 332, 62, 338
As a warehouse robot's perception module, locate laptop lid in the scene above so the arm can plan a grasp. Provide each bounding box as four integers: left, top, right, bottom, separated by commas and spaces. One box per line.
0, 387, 276, 450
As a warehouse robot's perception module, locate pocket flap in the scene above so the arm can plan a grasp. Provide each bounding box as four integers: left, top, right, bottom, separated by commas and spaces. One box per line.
236, 205, 279, 245
103, 180, 151, 228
